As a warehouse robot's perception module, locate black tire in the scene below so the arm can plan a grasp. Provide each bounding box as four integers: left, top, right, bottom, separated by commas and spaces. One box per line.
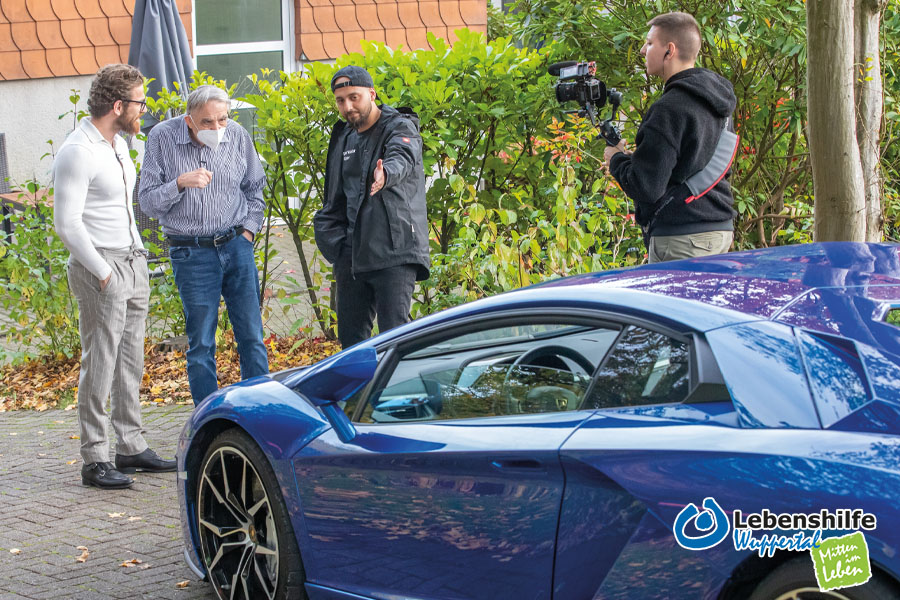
197, 428, 307, 600
749, 555, 899, 600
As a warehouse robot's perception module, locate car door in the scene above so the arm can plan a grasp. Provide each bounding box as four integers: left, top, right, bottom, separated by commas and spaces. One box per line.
291, 317, 620, 600
553, 325, 739, 600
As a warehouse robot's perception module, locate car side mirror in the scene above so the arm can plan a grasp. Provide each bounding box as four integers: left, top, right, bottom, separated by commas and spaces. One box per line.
294, 347, 378, 442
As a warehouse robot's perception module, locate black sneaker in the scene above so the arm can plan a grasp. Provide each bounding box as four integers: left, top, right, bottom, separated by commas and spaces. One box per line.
82, 462, 134, 489
115, 448, 177, 473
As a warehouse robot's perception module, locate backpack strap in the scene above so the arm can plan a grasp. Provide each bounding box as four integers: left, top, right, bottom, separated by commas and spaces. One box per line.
683, 117, 740, 204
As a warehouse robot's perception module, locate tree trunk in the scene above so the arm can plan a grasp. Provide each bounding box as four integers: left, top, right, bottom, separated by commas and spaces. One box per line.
855, 0, 885, 241
807, 0, 867, 241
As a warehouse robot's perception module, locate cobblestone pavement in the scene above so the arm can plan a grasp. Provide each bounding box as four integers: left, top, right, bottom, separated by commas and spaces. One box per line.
0, 405, 217, 600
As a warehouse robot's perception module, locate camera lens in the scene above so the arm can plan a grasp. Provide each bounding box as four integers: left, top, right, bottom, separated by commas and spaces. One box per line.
555, 82, 578, 103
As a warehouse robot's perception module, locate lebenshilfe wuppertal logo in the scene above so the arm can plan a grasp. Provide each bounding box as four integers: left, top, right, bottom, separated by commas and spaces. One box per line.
672, 497, 877, 592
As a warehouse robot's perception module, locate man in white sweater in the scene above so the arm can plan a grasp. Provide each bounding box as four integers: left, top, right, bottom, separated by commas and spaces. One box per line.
53, 64, 175, 490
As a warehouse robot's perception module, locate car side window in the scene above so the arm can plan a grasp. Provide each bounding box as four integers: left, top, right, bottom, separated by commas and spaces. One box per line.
582, 326, 690, 410
359, 323, 619, 423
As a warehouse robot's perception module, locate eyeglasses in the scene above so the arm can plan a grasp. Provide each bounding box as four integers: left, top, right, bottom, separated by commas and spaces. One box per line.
121, 99, 147, 111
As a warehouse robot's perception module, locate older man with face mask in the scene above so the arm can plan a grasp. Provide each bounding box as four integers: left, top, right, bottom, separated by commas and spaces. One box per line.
139, 85, 268, 406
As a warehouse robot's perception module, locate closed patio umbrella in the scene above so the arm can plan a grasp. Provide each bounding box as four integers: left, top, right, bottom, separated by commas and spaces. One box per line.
128, 0, 194, 133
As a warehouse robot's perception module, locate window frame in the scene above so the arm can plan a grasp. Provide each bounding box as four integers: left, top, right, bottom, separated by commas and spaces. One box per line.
348, 309, 703, 424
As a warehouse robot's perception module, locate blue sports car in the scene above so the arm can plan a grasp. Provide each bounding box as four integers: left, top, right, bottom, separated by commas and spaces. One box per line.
177, 242, 900, 600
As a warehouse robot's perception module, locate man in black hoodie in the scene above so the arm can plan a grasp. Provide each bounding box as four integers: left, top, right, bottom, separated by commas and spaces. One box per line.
605, 12, 737, 263
314, 66, 430, 347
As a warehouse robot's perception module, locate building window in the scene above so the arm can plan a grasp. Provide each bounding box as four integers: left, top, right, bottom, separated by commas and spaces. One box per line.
193, 0, 294, 90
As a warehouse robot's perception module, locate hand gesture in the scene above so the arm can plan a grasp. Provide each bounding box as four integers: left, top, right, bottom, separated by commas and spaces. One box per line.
370, 159, 385, 196
177, 168, 213, 191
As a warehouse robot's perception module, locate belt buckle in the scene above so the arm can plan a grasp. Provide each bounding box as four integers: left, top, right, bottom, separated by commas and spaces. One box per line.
213, 231, 231, 247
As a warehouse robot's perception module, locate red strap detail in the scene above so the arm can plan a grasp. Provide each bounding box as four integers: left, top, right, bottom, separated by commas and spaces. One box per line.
685, 134, 740, 204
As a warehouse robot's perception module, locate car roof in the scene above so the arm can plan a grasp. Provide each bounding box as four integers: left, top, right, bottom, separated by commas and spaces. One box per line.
380, 242, 900, 347
536, 242, 900, 347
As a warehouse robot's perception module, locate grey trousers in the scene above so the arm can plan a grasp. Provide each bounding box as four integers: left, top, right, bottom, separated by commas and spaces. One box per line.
67, 248, 150, 464
648, 231, 733, 264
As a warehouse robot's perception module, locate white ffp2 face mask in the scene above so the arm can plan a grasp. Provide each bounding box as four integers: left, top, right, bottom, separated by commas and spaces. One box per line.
196, 127, 226, 151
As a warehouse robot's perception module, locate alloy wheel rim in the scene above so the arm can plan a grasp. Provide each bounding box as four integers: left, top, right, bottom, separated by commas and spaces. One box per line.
772, 587, 855, 600
198, 445, 279, 600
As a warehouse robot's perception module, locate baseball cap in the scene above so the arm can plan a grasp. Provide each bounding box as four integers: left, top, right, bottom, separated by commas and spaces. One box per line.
331, 66, 374, 91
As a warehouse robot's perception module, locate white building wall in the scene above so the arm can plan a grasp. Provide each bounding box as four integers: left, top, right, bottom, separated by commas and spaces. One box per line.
0, 75, 93, 187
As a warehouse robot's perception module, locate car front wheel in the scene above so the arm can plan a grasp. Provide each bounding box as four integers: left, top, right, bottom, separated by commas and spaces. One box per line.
748, 555, 899, 600
197, 428, 306, 600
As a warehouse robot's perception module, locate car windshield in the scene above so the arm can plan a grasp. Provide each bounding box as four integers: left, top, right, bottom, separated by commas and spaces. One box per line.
406, 324, 591, 359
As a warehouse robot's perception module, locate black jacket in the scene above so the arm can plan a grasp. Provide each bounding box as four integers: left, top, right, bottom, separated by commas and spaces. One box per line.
610, 68, 738, 236
314, 105, 430, 280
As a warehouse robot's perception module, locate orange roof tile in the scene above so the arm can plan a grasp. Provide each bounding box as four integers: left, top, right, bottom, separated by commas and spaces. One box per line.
438, 0, 463, 28
1, 0, 485, 80
408, 24, 436, 48
322, 30, 346, 55
35, 19, 66, 47
374, 2, 401, 29
107, 14, 129, 43
45, 46, 77, 74
355, 4, 379, 27
299, 32, 328, 60
4, 0, 30, 22
73, 0, 103, 19
312, 5, 339, 33
21, 48, 53, 76
93, 42, 118, 65
26, 0, 55, 21
70, 44, 97, 71
0, 0, 192, 80
97, 0, 127, 18
59, 18, 89, 46
0, 24, 15, 50
12, 21, 43, 49
342, 29, 364, 53
384, 27, 407, 49
333, 4, 359, 31
295, 0, 484, 58
299, 6, 317, 33
397, 1, 424, 27
0, 50, 28, 77
416, 1, 441, 27
179, 12, 191, 44
363, 28, 385, 44
49, 0, 79, 20
84, 16, 114, 46
458, 0, 484, 25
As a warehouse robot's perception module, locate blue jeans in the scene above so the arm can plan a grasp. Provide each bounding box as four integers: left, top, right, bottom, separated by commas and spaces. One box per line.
169, 234, 269, 404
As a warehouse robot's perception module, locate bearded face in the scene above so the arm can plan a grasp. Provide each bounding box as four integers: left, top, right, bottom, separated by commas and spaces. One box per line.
116, 86, 145, 135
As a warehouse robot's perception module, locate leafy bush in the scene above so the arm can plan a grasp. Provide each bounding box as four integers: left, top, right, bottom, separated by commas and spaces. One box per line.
0, 185, 80, 362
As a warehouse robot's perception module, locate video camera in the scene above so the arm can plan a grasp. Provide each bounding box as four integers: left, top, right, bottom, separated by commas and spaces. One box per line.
550, 61, 622, 146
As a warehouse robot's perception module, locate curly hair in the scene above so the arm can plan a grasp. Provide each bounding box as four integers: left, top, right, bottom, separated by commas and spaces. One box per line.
87, 64, 144, 119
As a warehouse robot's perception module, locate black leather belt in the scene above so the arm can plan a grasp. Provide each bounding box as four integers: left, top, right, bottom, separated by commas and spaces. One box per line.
167, 226, 244, 248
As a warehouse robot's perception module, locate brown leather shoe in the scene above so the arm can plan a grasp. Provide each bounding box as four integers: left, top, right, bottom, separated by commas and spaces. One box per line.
115, 448, 176, 473
81, 462, 134, 489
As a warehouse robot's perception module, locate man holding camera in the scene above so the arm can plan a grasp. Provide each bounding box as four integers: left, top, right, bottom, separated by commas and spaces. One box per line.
604, 12, 737, 263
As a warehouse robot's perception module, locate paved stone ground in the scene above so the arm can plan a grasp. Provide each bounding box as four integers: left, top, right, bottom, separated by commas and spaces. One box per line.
0, 405, 217, 600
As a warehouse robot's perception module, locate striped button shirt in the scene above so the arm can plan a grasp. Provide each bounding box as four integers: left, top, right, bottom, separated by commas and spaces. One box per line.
139, 116, 265, 236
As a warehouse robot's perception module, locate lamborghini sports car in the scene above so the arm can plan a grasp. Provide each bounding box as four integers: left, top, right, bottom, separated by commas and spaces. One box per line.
177, 242, 900, 600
